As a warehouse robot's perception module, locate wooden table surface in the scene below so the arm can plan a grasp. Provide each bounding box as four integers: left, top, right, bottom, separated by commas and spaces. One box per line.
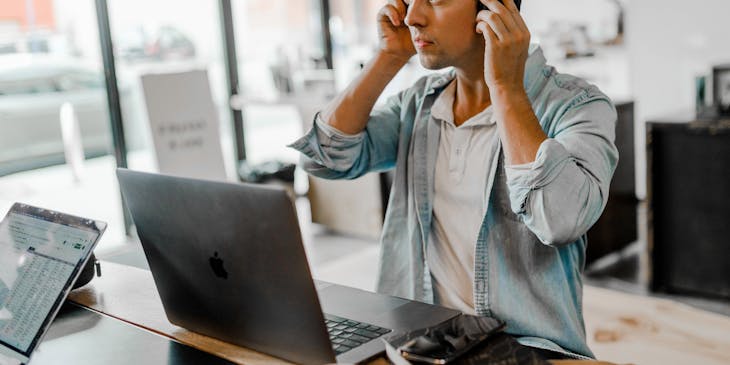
69, 261, 725, 365
68, 261, 288, 365
582, 284, 730, 365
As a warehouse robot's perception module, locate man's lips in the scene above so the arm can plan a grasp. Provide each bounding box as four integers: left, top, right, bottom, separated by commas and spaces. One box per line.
414, 38, 434, 48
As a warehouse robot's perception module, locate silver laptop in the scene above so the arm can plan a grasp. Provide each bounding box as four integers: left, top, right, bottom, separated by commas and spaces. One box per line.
116, 168, 459, 364
0, 203, 106, 364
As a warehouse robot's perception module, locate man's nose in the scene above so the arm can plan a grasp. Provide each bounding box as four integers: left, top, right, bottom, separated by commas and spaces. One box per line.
404, 0, 427, 28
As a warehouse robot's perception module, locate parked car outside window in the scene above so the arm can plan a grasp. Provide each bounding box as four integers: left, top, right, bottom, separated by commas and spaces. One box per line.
0, 54, 143, 175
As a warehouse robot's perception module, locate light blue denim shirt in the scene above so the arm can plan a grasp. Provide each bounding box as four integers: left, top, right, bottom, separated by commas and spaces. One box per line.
289, 45, 618, 359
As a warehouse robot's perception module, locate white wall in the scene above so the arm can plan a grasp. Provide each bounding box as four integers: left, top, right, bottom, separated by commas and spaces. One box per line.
523, 0, 730, 198
626, 0, 730, 198
522, 0, 620, 43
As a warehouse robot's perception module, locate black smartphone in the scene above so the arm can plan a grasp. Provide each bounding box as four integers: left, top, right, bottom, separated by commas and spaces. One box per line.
397, 315, 506, 364
478, 0, 521, 12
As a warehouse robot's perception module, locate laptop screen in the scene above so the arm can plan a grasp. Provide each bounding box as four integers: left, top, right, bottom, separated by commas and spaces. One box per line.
0, 203, 106, 361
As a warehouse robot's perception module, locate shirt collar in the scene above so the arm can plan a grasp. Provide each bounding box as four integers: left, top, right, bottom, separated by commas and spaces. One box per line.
431, 80, 496, 127
431, 80, 456, 122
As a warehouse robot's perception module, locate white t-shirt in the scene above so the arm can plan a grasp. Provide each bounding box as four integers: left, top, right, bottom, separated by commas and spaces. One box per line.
426, 80, 500, 315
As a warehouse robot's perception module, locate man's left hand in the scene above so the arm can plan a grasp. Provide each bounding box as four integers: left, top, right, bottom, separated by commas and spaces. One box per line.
475, 0, 531, 93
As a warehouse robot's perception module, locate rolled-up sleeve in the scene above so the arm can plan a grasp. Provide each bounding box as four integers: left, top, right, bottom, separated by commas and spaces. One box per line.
287, 93, 403, 180
287, 113, 365, 175
505, 98, 618, 246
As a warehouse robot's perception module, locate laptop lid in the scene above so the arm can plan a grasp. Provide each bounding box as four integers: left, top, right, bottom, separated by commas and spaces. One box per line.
0, 203, 106, 363
116, 168, 335, 365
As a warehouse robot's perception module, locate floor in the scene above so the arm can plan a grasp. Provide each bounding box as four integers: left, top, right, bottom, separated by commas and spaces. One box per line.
582, 199, 730, 317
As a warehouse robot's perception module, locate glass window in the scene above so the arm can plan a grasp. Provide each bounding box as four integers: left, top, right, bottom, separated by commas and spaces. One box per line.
0, 0, 125, 253
330, 0, 381, 88
231, 0, 325, 166
107, 0, 235, 177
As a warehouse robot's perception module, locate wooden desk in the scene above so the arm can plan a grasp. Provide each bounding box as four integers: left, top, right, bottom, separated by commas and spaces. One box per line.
66, 262, 626, 365
29, 304, 236, 365
67, 262, 285, 365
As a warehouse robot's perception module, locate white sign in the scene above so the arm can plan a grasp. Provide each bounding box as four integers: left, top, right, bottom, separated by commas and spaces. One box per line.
141, 70, 228, 181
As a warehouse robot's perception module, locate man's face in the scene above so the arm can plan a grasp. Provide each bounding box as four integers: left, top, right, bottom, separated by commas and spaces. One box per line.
404, 0, 484, 70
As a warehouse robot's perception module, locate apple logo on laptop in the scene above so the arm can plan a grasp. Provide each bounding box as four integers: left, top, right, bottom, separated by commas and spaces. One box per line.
209, 251, 228, 279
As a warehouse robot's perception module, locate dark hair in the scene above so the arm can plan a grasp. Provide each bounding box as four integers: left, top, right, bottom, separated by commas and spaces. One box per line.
478, 0, 522, 12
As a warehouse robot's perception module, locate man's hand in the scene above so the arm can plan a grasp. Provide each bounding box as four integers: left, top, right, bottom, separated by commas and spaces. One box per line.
475, 0, 530, 93
475, 0, 544, 166
377, 0, 416, 63
318, 1, 413, 135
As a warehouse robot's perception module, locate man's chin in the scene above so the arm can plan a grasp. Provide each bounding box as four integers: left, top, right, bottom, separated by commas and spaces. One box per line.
417, 54, 446, 70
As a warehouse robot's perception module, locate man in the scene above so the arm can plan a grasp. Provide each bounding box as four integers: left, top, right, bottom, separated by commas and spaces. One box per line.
289, 0, 617, 359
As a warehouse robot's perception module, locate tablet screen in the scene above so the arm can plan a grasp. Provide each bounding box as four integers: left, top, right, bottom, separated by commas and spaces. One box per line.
0, 204, 106, 361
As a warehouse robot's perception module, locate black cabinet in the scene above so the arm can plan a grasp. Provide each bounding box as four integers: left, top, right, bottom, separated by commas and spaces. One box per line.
647, 118, 730, 299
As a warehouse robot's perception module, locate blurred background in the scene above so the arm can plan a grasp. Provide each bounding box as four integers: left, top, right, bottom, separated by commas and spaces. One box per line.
0, 1, 729, 363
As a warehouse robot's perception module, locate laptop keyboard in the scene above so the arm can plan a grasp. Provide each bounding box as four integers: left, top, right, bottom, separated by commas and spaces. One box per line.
325, 314, 392, 355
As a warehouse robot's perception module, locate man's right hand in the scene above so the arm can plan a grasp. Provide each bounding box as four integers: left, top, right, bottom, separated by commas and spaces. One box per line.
377, 0, 416, 62
319, 1, 414, 135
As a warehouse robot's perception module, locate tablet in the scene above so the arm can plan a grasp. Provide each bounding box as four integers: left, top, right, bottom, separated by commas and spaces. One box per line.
0, 203, 106, 363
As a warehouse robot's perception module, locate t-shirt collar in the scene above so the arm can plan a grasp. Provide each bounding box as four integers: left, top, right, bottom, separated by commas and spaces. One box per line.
431, 80, 496, 127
